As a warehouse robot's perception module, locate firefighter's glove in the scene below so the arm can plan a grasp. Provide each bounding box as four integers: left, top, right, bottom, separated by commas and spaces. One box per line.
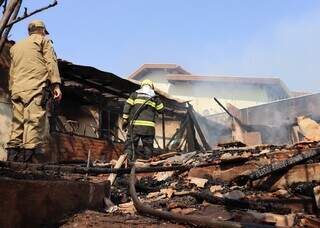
122, 119, 128, 131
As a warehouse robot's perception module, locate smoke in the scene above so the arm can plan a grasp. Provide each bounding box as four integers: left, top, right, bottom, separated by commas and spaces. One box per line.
169, 80, 288, 117
193, 110, 232, 147
196, 93, 320, 146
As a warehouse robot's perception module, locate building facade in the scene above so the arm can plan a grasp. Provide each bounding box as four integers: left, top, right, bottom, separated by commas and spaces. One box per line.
129, 64, 292, 116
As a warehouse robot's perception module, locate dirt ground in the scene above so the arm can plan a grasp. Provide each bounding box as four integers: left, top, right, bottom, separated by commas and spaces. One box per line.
61, 210, 186, 228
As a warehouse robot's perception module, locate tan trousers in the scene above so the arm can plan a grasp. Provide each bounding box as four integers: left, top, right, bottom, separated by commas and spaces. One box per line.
7, 93, 46, 149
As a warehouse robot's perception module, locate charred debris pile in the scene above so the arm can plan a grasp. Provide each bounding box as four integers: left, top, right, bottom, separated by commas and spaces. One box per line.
102, 141, 320, 227
48, 139, 320, 227
3, 94, 320, 227
3, 141, 320, 227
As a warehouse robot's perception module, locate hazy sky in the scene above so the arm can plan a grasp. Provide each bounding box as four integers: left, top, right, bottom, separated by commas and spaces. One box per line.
9, 0, 320, 92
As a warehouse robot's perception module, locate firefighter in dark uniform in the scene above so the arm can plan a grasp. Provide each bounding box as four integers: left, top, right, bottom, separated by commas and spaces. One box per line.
122, 79, 164, 160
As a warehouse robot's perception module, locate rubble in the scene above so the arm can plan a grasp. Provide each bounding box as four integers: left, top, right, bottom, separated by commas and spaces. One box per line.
61, 210, 186, 228
51, 141, 320, 226
296, 116, 320, 141
0, 142, 320, 227
3, 131, 320, 227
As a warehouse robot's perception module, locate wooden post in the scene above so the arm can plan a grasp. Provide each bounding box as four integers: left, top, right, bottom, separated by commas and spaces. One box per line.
188, 105, 211, 150
186, 115, 196, 152
162, 113, 166, 151
107, 154, 127, 186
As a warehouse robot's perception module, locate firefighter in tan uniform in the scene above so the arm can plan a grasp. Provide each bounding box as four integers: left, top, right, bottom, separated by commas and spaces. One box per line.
6, 20, 62, 162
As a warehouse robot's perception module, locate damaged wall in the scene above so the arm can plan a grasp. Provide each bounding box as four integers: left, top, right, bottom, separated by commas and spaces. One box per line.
58, 101, 100, 138
46, 132, 122, 162
205, 93, 320, 146
238, 93, 320, 144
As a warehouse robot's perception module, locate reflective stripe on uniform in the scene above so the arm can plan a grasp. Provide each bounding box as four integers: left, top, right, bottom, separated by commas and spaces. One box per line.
132, 120, 155, 127
156, 103, 164, 110
126, 98, 134, 105
133, 99, 156, 108
122, 114, 129, 119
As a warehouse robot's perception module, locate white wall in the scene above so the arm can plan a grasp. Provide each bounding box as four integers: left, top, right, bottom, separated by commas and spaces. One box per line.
0, 99, 11, 160
167, 82, 272, 115
135, 71, 286, 116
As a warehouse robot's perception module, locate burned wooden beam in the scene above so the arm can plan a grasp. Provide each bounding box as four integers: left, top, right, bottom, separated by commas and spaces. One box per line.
214, 97, 235, 119
234, 147, 320, 185
65, 73, 128, 98
191, 191, 291, 214
256, 163, 320, 191
0, 161, 215, 175
162, 113, 166, 151
186, 114, 198, 152
187, 105, 212, 150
